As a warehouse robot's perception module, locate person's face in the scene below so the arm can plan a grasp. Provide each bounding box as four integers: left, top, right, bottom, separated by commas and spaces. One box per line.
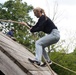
34, 10, 41, 18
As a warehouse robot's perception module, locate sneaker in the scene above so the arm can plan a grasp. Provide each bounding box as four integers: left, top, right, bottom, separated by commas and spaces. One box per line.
40, 62, 46, 67
28, 58, 40, 66
48, 61, 52, 65
41, 61, 52, 67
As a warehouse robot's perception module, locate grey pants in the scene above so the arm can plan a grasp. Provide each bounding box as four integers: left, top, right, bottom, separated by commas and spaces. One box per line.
35, 29, 60, 63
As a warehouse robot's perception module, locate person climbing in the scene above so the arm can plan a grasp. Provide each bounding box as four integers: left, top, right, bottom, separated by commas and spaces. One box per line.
7, 27, 14, 37
21, 7, 60, 66
7, 27, 16, 41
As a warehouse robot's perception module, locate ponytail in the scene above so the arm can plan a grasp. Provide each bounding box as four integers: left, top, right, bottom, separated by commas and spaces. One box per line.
40, 9, 45, 15
40, 8, 47, 20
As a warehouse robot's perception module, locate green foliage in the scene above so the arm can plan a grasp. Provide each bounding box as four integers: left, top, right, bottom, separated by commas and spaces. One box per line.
50, 52, 76, 75
1, 0, 33, 21
0, 0, 36, 50
0, 0, 46, 52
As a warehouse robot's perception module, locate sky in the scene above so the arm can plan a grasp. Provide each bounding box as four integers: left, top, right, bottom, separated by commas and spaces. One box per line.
0, 0, 76, 53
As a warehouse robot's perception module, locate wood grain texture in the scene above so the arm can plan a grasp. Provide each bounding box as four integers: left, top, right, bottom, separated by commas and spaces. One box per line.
0, 32, 57, 75
0, 50, 26, 75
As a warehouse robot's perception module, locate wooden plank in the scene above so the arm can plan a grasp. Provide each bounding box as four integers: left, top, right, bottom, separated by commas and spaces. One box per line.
0, 33, 49, 71
0, 50, 27, 75
0, 44, 50, 71
0, 32, 57, 75
29, 71, 57, 75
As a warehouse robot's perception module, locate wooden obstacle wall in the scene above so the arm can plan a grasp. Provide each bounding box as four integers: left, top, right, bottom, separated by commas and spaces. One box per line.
0, 32, 57, 75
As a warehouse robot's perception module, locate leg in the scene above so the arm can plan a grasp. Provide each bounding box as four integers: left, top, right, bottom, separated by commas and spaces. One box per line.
35, 40, 43, 63
35, 34, 56, 63
35, 29, 60, 63
43, 48, 50, 62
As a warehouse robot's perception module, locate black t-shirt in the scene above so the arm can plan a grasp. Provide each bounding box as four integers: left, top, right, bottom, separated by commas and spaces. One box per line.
30, 15, 57, 34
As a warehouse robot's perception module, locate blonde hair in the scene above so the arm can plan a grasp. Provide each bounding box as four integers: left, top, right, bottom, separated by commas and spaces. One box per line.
33, 7, 47, 18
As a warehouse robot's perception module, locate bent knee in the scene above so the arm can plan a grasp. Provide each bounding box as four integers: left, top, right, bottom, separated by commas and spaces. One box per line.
36, 40, 43, 46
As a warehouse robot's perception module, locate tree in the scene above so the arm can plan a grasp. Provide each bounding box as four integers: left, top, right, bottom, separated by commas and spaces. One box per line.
0, 0, 46, 52
0, 0, 36, 49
